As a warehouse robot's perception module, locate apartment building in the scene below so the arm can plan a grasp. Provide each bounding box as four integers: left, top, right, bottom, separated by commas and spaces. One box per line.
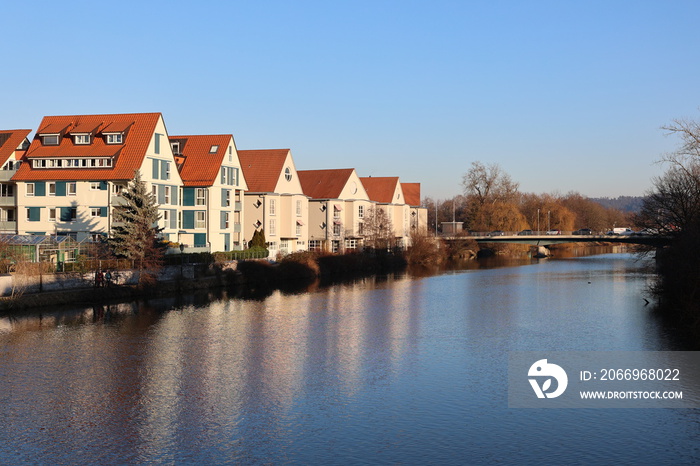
298, 168, 373, 253
170, 134, 247, 251
360, 177, 411, 248
238, 149, 309, 257
401, 182, 428, 235
0, 130, 30, 233
12, 113, 183, 242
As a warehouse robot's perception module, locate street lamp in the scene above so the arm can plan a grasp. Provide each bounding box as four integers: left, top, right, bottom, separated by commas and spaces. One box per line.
537, 209, 540, 234
547, 211, 551, 232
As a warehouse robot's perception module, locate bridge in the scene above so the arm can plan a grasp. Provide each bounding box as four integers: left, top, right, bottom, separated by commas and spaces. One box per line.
440, 233, 672, 248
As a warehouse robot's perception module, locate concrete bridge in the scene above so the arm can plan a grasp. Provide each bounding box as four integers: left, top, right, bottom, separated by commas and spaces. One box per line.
440, 233, 672, 248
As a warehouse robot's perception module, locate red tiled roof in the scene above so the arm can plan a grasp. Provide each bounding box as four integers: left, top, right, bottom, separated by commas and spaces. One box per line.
14, 113, 162, 181
238, 149, 290, 193
0, 130, 31, 166
298, 168, 355, 199
401, 182, 421, 206
170, 134, 233, 187
69, 122, 101, 134
360, 177, 400, 203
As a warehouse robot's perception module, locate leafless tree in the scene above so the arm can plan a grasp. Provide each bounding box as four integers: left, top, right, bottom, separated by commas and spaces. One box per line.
363, 206, 394, 250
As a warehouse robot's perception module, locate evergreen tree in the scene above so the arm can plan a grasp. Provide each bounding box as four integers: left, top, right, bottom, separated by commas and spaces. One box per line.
109, 170, 164, 284
249, 229, 266, 248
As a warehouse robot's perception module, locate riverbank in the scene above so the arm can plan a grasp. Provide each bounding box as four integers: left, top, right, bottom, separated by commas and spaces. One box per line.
0, 250, 409, 312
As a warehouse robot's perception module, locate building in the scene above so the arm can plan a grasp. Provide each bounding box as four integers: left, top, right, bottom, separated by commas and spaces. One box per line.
170, 134, 247, 252
0, 130, 31, 233
401, 182, 428, 235
13, 113, 183, 242
238, 149, 308, 257
298, 168, 373, 253
360, 177, 411, 248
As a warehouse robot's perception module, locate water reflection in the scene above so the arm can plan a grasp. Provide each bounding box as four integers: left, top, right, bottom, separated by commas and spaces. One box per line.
0, 253, 697, 464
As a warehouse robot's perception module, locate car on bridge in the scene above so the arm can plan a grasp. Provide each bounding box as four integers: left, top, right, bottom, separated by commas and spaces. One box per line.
489, 230, 505, 236
518, 229, 534, 236
546, 229, 560, 235
573, 228, 593, 235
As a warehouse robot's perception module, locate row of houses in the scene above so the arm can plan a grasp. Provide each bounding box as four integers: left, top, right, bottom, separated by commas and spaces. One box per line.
0, 113, 428, 258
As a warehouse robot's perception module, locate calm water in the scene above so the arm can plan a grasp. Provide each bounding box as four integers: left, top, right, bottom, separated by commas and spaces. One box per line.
0, 253, 698, 465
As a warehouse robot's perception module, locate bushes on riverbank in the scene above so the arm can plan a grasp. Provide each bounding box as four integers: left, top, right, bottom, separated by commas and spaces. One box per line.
235, 249, 407, 296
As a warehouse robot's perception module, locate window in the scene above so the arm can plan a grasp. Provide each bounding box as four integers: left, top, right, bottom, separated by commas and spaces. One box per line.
285, 167, 292, 182
196, 188, 206, 206
296, 200, 302, 216
224, 189, 231, 207
91, 208, 101, 218
164, 186, 171, 205
163, 210, 170, 225
358, 222, 365, 235
345, 239, 357, 250
358, 205, 364, 218
26, 184, 34, 196
228, 146, 232, 161
333, 223, 341, 235
106, 133, 123, 144
0, 184, 13, 197
90, 182, 101, 190
269, 219, 276, 235
154, 133, 162, 154
296, 222, 302, 236
60, 207, 77, 222
221, 168, 227, 185
26, 207, 40, 221
269, 199, 276, 216
6, 209, 14, 222
222, 212, 230, 229
196, 211, 206, 229
209, 145, 219, 153
48, 183, 56, 196
42, 135, 59, 145
68, 182, 77, 196
49, 208, 56, 222
309, 240, 321, 251
74, 134, 90, 144
171, 141, 180, 154
334, 206, 341, 219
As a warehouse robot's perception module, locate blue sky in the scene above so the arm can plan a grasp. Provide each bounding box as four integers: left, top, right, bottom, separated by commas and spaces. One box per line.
3, 0, 699, 200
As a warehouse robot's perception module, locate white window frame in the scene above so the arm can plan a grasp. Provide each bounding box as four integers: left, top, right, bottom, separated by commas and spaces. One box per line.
164, 186, 171, 205
42, 134, 59, 145
91, 208, 101, 218
74, 134, 90, 145
48, 182, 56, 196
210, 145, 219, 153
196, 188, 206, 206
269, 198, 276, 216
106, 133, 123, 144
196, 211, 206, 229
26, 183, 34, 197
296, 200, 302, 216
269, 218, 276, 236
68, 182, 77, 196
358, 205, 364, 218
90, 181, 101, 190
48, 208, 56, 222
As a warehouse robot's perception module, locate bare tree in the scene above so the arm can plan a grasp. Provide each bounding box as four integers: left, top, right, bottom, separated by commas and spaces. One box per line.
363, 206, 394, 250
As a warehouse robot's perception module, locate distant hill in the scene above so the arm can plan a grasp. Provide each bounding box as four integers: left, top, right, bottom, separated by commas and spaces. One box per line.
589, 196, 644, 213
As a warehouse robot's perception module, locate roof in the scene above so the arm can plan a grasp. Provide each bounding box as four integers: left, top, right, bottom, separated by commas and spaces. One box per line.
297, 169, 355, 199
238, 149, 290, 193
401, 182, 421, 207
14, 113, 162, 182
170, 134, 233, 187
360, 177, 401, 203
0, 130, 31, 167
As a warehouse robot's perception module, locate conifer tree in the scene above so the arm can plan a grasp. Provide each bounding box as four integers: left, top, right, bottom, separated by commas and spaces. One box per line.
109, 170, 164, 283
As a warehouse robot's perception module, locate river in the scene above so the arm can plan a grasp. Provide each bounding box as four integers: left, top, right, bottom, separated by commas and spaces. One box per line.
0, 253, 697, 465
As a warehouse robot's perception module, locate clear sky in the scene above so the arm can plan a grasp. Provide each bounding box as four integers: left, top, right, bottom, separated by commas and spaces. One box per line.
3, 0, 699, 200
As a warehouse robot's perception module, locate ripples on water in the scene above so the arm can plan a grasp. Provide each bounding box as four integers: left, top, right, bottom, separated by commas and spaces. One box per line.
0, 253, 698, 465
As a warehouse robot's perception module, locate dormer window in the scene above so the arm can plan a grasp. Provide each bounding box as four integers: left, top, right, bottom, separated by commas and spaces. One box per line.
74, 134, 91, 145
42, 135, 59, 145
210, 145, 219, 153
105, 133, 123, 144
171, 142, 180, 154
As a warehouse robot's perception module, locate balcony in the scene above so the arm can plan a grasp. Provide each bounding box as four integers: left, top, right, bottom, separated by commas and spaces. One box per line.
0, 170, 17, 182
0, 196, 15, 206
0, 221, 17, 232
233, 223, 241, 233
234, 201, 242, 212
